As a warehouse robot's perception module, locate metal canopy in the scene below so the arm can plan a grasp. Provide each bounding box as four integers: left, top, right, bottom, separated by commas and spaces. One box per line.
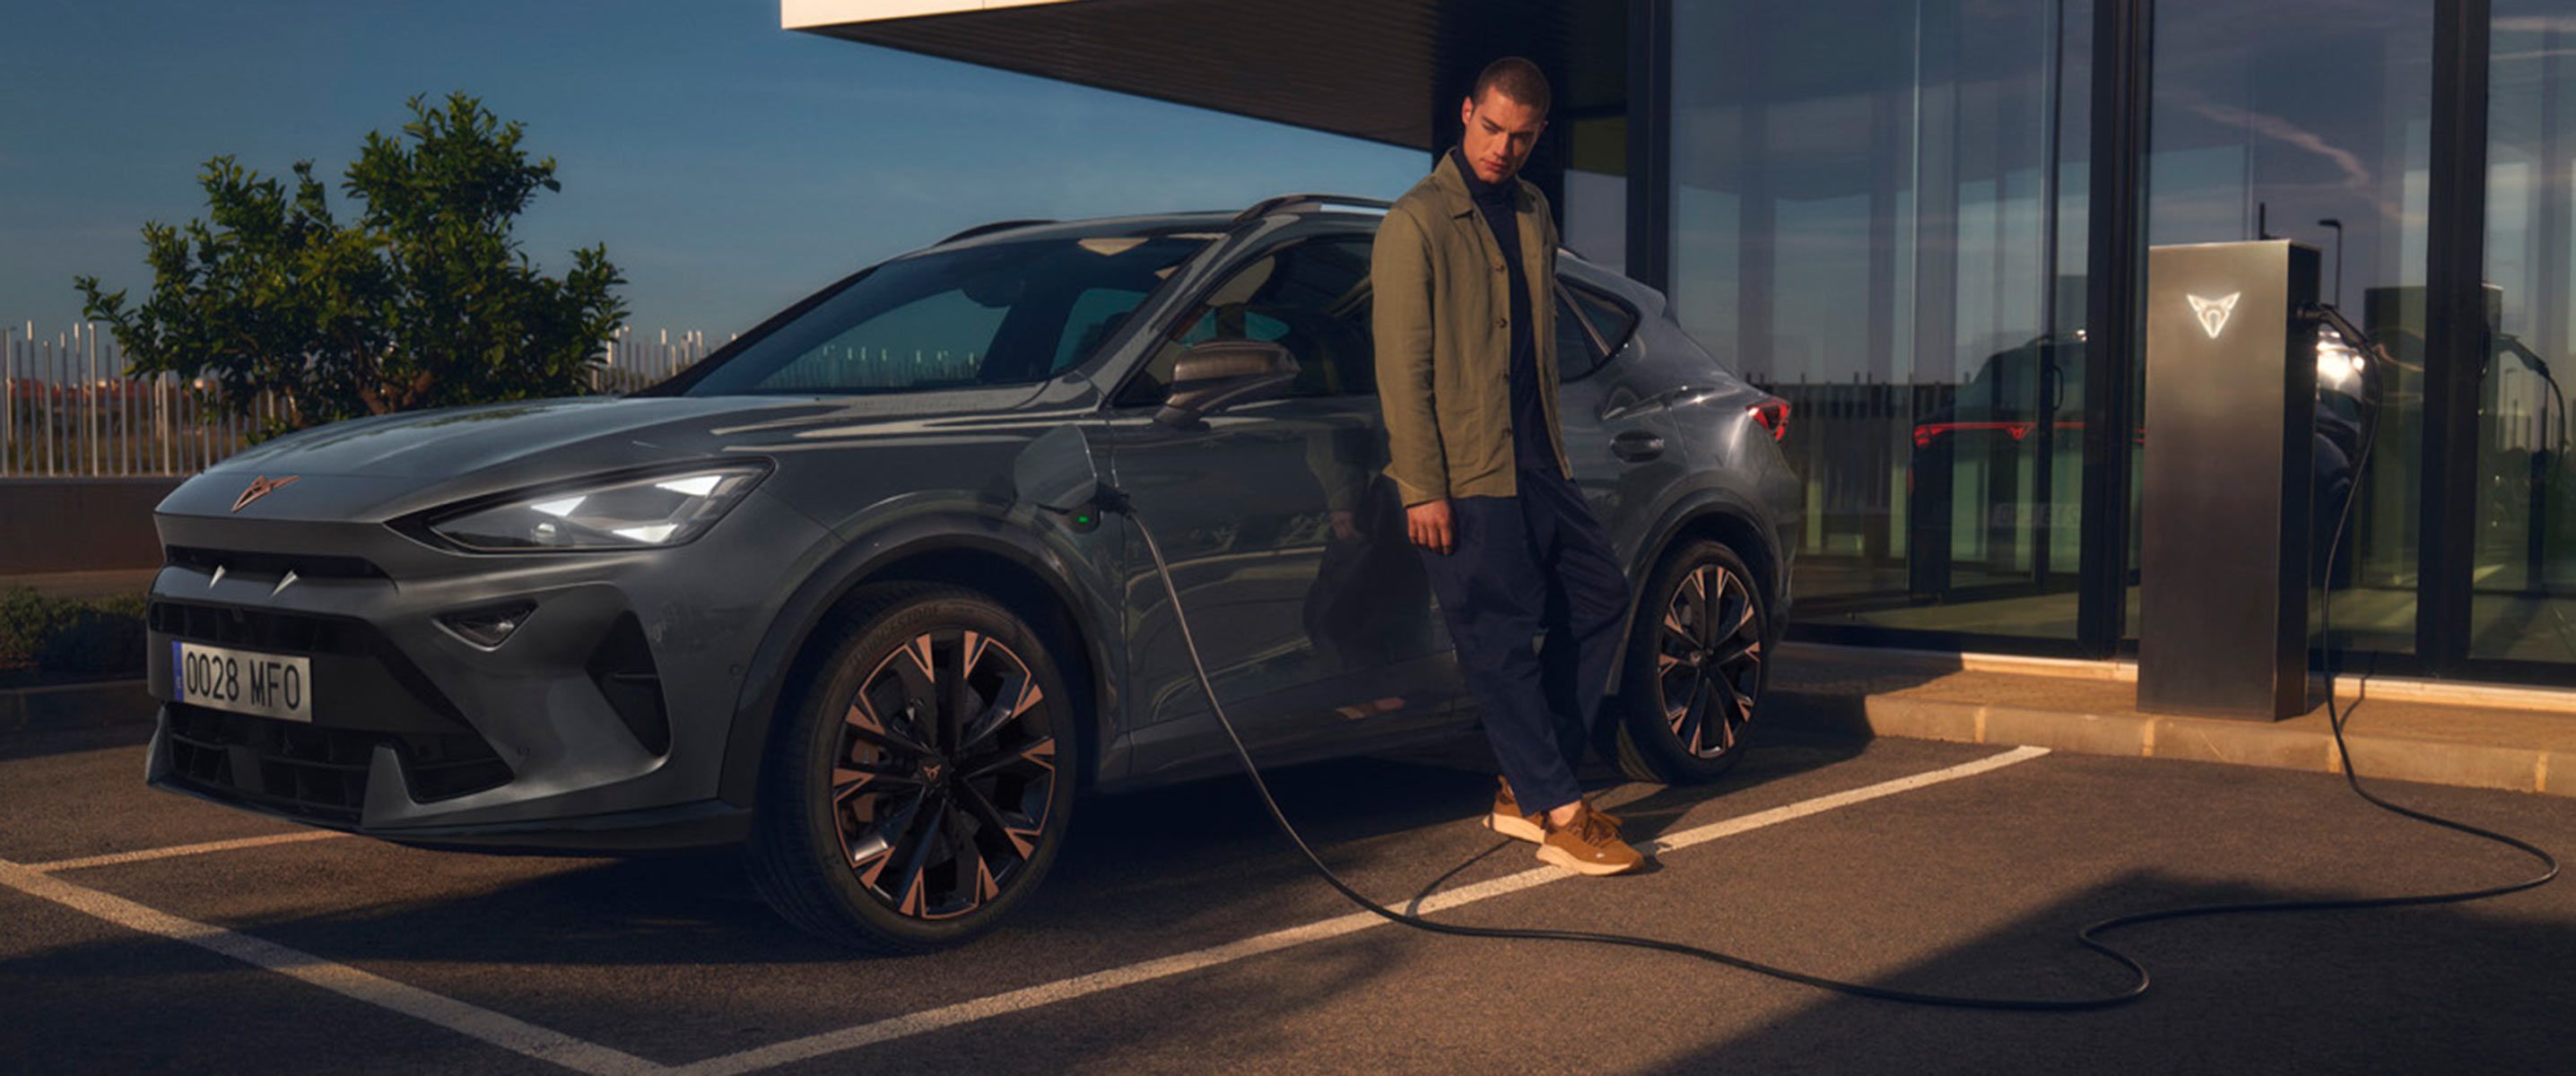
787, 0, 1591, 151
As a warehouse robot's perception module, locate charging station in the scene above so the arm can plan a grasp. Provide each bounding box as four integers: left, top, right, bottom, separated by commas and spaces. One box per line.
2137, 239, 2322, 720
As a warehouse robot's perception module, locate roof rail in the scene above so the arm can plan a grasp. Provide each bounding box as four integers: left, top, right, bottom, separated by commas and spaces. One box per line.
1231, 194, 1395, 226
938, 218, 1057, 245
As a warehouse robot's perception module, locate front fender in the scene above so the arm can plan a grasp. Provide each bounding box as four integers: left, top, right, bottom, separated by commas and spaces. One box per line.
715, 498, 1128, 807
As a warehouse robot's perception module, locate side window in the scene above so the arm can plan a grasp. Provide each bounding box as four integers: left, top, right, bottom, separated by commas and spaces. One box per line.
1115, 239, 1376, 407
1566, 280, 1641, 359
1554, 291, 1606, 381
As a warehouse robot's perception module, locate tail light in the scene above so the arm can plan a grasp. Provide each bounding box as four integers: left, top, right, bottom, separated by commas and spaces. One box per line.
1748, 396, 1790, 442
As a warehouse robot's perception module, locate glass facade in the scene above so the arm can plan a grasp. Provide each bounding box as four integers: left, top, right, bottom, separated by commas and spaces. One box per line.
2478, 2, 2576, 664
2144, 0, 2432, 655
1650, 0, 2576, 683
1668, 0, 2093, 640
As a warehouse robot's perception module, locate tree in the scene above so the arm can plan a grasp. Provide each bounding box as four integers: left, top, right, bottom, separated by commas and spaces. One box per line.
76, 92, 628, 435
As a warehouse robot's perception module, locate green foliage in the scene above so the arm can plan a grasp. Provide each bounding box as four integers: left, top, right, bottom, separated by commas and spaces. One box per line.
0, 587, 68, 663
76, 92, 629, 437
0, 588, 146, 678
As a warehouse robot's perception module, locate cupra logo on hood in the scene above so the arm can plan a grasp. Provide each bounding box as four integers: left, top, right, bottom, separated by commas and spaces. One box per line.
2188, 291, 2241, 340
231, 474, 300, 512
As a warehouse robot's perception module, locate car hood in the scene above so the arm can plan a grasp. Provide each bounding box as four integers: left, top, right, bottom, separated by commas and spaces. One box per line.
168, 386, 1049, 522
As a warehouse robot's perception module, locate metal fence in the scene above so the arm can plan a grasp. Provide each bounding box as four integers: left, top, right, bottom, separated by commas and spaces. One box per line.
1, 322, 717, 478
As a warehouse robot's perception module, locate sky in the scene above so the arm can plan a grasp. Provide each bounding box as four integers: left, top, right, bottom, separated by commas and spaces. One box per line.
0, 0, 1427, 343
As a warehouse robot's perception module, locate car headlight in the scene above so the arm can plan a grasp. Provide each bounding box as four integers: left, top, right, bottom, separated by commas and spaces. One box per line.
422, 464, 769, 551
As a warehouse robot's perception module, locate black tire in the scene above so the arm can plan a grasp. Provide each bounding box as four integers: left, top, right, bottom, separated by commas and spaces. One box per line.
1605, 539, 1769, 785
747, 582, 1079, 953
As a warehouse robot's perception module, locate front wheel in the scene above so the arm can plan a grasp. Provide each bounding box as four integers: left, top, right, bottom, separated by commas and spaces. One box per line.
747, 582, 1078, 953
1604, 539, 1769, 784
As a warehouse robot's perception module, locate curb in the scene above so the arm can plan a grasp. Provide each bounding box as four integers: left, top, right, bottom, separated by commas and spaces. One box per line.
1782, 640, 2576, 716
1, 679, 156, 736
1771, 687, 2569, 799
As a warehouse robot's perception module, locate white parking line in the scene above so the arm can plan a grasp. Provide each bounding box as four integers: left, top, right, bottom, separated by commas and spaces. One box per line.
0, 856, 661, 1076
24, 829, 354, 872
0, 745, 2049, 1075
671, 745, 2053, 1076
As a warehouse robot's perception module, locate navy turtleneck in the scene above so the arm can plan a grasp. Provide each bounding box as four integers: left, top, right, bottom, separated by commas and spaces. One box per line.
1451, 146, 1553, 475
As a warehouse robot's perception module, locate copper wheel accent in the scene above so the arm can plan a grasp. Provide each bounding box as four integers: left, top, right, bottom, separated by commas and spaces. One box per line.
1653, 561, 1762, 759
831, 627, 1057, 922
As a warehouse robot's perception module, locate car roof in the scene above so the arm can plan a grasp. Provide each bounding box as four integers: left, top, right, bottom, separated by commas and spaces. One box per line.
923, 196, 1399, 252
919, 198, 1649, 307
923, 212, 1243, 251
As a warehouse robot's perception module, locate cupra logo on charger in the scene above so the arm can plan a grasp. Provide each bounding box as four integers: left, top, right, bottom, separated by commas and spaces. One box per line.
2188, 291, 2241, 340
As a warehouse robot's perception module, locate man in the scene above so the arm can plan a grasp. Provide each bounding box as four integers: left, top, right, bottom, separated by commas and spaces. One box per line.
1371, 57, 1642, 876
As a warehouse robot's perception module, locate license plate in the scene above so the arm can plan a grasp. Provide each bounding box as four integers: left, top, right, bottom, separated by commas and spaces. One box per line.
173, 641, 312, 723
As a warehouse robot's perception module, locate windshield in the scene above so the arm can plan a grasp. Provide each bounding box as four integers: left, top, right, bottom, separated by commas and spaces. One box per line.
681, 234, 1210, 395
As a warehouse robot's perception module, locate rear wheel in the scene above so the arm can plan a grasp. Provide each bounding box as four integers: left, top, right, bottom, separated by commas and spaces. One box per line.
748, 583, 1077, 952
1605, 539, 1769, 784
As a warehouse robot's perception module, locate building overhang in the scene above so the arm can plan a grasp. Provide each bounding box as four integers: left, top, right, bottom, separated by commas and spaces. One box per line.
782, 0, 1614, 152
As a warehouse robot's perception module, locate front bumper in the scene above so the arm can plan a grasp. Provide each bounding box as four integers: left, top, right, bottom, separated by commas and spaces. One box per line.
142, 484, 825, 849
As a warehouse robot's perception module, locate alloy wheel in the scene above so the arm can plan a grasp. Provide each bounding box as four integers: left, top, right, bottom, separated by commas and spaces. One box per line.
831, 628, 1058, 921
1652, 560, 1762, 759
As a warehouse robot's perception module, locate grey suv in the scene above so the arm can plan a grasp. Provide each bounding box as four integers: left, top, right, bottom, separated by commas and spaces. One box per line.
143, 195, 1800, 951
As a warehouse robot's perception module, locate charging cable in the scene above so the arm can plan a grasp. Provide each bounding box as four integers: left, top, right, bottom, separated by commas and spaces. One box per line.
1079, 310, 2555, 1009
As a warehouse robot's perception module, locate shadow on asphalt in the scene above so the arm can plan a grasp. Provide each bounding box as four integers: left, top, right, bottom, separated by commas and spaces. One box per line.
1642, 872, 2576, 1073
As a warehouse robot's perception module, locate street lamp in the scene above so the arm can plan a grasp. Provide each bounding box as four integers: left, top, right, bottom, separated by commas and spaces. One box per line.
2317, 218, 2345, 309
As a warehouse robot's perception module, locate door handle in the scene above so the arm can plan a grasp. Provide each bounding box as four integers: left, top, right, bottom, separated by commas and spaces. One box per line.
1611, 430, 1664, 463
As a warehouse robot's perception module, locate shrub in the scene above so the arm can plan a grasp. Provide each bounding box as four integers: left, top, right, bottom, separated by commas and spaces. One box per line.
0, 587, 72, 664
37, 604, 149, 677
0, 586, 148, 678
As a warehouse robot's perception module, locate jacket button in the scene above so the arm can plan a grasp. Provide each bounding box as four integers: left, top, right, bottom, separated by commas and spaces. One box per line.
1496, 317, 1509, 329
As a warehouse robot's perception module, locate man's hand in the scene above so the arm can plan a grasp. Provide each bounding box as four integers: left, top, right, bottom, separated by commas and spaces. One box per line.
1406, 499, 1455, 555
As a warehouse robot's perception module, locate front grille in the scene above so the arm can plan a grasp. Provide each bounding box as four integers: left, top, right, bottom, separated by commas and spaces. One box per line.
164, 703, 511, 822
165, 545, 387, 581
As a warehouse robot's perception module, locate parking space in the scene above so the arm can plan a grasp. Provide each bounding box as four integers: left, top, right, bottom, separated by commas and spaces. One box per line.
6, 717, 2575, 1073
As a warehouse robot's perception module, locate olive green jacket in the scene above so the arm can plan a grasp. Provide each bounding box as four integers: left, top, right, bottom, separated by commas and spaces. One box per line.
1371, 151, 1571, 508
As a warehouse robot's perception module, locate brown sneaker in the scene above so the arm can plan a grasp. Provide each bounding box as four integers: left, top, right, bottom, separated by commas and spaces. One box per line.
1536, 803, 1645, 876
1485, 777, 1621, 845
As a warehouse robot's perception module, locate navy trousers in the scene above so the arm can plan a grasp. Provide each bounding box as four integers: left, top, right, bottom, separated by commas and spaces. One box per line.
1417, 464, 1632, 815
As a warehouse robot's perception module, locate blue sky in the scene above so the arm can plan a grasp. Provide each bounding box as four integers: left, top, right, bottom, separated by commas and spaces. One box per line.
1, 0, 1426, 341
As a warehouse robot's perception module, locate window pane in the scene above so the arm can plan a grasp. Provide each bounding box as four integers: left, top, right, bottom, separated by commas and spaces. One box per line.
1568, 282, 1640, 354
685, 235, 1205, 395
1555, 291, 1604, 380
1052, 288, 1151, 375
755, 289, 1005, 392
1670, 0, 2090, 639
2140, 0, 2431, 654
1566, 117, 1629, 271
1117, 239, 1376, 405
2473, 3, 2576, 664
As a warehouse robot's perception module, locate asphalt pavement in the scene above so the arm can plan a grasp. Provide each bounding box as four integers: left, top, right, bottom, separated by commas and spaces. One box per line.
4, 715, 2574, 1074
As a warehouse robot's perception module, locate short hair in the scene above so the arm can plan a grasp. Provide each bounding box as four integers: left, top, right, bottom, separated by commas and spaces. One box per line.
1471, 56, 1552, 117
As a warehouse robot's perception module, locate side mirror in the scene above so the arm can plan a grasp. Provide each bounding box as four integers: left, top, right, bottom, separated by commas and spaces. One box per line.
1156, 340, 1300, 428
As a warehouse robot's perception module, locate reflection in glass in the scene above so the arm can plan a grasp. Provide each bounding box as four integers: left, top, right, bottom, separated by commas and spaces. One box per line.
1669, 0, 2090, 638
1565, 117, 1629, 273
2474, 4, 2576, 664
2138, 0, 2431, 653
